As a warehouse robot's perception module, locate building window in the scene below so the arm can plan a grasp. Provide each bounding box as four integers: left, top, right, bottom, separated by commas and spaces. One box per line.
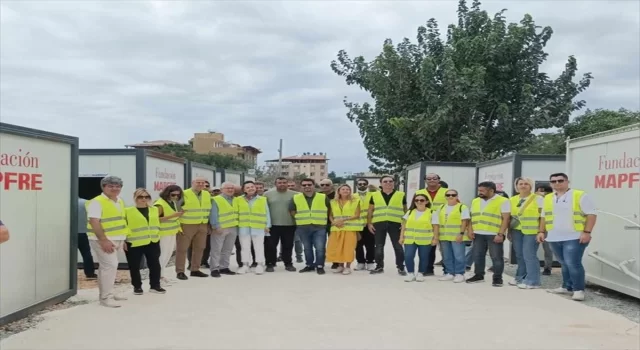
281, 172, 289, 176
311, 165, 316, 169
310, 172, 315, 176
320, 172, 325, 177
320, 165, 325, 170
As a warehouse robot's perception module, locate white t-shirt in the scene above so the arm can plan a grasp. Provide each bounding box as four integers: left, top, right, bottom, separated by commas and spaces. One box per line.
542, 190, 596, 242
431, 205, 471, 225
402, 209, 430, 221
87, 193, 126, 241
474, 194, 512, 236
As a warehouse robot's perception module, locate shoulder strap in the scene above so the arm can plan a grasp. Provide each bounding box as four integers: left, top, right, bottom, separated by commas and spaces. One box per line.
518, 195, 537, 216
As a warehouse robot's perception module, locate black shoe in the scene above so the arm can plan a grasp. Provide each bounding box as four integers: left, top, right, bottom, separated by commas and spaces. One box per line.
285, 265, 296, 272
423, 271, 435, 276
85, 274, 98, 280
488, 267, 494, 273
176, 272, 188, 280
316, 267, 326, 275
397, 268, 407, 276
542, 268, 552, 276
210, 270, 221, 278
492, 278, 504, 287
465, 266, 471, 272
434, 260, 443, 266
266, 266, 275, 272
219, 268, 236, 275
466, 275, 485, 284
150, 287, 166, 294
190, 271, 209, 278
250, 262, 258, 268
296, 257, 304, 263
370, 267, 384, 274
277, 256, 283, 262
202, 262, 210, 269
330, 263, 340, 270
134, 287, 143, 295
299, 266, 315, 273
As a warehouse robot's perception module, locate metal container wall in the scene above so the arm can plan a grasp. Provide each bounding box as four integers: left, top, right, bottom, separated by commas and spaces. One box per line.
405, 162, 477, 206
0, 123, 79, 325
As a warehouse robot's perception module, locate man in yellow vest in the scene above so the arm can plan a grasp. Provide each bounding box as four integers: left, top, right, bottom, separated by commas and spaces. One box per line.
209, 181, 240, 278
416, 173, 449, 275
175, 177, 211, 280
367, 175, 407, 275
354, 178, 376, 271
467, 181, 511, 287
289, 178, 331, 274
86, 176, 129, 308
538, 172, 597, 301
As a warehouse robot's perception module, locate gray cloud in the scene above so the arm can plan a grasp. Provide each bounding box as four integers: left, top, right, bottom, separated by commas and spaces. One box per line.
1, 1, 638, 173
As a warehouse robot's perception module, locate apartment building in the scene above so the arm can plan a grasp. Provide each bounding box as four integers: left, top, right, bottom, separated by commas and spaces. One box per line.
265, 152, 328, 184
190, 131, 261, 167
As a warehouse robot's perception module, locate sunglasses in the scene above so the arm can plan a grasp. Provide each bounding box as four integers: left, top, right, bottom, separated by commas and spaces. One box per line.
137, 195, 151, 200
170, 193, 180, 197
550, 179, 566, 184
320, 184, 331, 187
414, 199, 427, 203
445, 194, 457, 197
301, 184, 314, 187
357, 183, 367, 186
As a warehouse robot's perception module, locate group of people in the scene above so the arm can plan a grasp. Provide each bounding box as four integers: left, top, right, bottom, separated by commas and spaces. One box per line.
80, 170, 596, 308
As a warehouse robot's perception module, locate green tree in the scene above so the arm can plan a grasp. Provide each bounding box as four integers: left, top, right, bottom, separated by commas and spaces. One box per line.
156, 144, 250, 171
330, 0, 592, 173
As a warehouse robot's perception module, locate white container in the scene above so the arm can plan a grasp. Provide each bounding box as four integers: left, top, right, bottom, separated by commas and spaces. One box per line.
222, 169, 242, 185
566, 123, 640, 298
0, 123, 78, 325
188, 161, 216, 187
348, 176, 382, 192
405, 162, 477, 206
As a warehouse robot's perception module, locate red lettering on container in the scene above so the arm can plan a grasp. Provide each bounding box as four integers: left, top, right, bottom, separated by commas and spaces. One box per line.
154, 181, 176, 192
0, 172, 43, 190
594, 173, 640, 189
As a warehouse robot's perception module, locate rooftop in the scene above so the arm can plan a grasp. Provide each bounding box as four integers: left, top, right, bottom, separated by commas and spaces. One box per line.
125, 140, 185, 148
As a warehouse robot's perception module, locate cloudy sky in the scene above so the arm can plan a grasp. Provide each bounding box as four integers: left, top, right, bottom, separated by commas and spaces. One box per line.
1, 1, 638, 174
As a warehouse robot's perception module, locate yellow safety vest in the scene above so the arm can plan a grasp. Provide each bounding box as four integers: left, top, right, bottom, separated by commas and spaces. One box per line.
293, 193, 328, 226
180, 189, 212, 225
212, 196, 239, 228
355, 191, 375, 226
543, 190, 586, 232
416, 187, 448, 207
237, 196, 268, 229
153, 198, 181, 236
470, 196, 508, 233
404, 209, 434, 245
510, 194, 541, 235
438, 204, 470, 242
330, 199, 362, 232
371, 191, 405, 223
86, 195, 129, 238
124, 206, 160, 248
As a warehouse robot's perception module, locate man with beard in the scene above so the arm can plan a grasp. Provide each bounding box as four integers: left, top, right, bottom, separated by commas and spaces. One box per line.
416, 173, 449, 275
318, 179, 339, 270
265, 177, 298, 272
354, 178, 376, 271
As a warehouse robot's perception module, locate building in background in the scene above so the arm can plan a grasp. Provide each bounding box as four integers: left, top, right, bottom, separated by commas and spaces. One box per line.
265, 152, 328, 183
190, 131, 261, 167
125, 140, 185, 149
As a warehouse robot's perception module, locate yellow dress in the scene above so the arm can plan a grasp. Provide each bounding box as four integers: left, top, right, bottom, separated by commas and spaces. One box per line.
327, 230, 358, 263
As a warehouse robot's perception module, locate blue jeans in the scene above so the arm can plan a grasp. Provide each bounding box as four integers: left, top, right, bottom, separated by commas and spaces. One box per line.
296, 225, 327, 267
441, 241, 466, 275
511, 229, 526, 283
404, 244, 431, 274
465, 242, 473, 268
550, 240, 589, 291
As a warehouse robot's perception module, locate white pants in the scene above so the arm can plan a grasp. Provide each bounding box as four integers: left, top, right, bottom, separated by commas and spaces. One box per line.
158, 235, 176, 278
239, 231, 265, 264
89, 239, 123, 300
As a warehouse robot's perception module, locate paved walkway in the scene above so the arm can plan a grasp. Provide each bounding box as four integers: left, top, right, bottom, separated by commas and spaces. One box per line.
2, 251, 639, 350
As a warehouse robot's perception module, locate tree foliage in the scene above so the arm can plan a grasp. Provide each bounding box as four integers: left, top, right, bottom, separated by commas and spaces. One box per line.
330, 0, 592, 173
156, 144, 250, 171
255, 165, 308, 185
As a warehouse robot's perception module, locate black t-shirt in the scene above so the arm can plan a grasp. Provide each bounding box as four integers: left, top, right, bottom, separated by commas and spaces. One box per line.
369, 190, 407, 206
137, 207, 150, 222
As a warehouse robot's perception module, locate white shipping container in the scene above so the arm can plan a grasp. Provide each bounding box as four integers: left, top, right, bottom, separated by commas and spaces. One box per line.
405, 162, 477, 206
349, 176, 381, 192
0, 123, 78, 325
244, 175, 256, 182
223, 170, 242, 185
188, 161, 215, 188
566, 123, 640, 298
215, 172, 222, 187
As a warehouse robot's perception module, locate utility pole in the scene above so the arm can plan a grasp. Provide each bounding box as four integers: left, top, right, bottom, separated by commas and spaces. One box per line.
277, 139, 283, 175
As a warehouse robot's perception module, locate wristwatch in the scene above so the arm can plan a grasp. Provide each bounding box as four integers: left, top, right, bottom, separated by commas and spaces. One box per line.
583, 230, 592, 234
459, 232, 465, 236
497, 233, 505, 237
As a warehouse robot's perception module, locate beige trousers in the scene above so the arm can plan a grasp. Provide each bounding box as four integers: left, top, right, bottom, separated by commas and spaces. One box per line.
89, 239, 124, 300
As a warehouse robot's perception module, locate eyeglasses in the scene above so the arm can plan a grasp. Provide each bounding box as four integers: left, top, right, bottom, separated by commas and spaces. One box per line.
357, 183, 367, 186
137, 195, 151, 200
414, 199, 427, 203
550, 179, 566, 184
301, 184, 313, 187
170, 193, 180, 197
445, 194, 457, 197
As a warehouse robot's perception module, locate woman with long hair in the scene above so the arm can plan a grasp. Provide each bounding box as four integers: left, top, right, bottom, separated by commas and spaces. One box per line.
154, 185, 184, 286
399, 193, 439, 282
327, 184, 361, 274
124, 188, 165, 295
431, 189, 471, 283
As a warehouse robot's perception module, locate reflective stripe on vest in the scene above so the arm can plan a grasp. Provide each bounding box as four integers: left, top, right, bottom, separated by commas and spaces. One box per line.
213, 196, 239, 228
180, 189, 212, 224
470, 196, 508, 233
510, 194, 541, 235
543, 190, 586, 232
237, 196, 268, 229
416, 187, 448, 207
330, 199, 362, 232
371, 191, 405, 223
86, 195, 129, 238
124, 206, 161, 247
404, 209, 434, 245
293, 193, 328, 225
438, 204, 470, 242
154, 198, 181, 236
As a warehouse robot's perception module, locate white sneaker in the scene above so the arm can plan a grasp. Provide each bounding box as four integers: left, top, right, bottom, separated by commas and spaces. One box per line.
366, 263, 376, 271
404, 273, 416, 282
113, 294, 128, 301
415, 273, 425, 282
333, 266, 344, 273
254, 265, 264, 275
572, 291, 585, 301
508, 280, 519, 286
237, 266, 249, 275
517, 283, 541, 290
453, 274, 465, 283
354, 263, 366, 271
342, 268, 352, 275
100, 299, 121, 308
547, 287, 572, 295
438, 274, 454, 281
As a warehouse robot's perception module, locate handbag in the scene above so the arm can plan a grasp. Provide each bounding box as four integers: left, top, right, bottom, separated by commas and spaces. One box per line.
509, 195, 537, 229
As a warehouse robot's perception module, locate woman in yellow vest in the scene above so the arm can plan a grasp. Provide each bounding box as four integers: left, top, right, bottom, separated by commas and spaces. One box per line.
237, 181, 270, 275
509, 177, 544, 289
327, 184, 362, 275
431, 189, 471, 283
124, 188, 165, 295
399, 194, 439, 282
154, 185, 184, 286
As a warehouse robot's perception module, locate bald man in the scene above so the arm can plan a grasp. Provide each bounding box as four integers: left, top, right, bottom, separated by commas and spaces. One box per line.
176, 177, 212, 280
